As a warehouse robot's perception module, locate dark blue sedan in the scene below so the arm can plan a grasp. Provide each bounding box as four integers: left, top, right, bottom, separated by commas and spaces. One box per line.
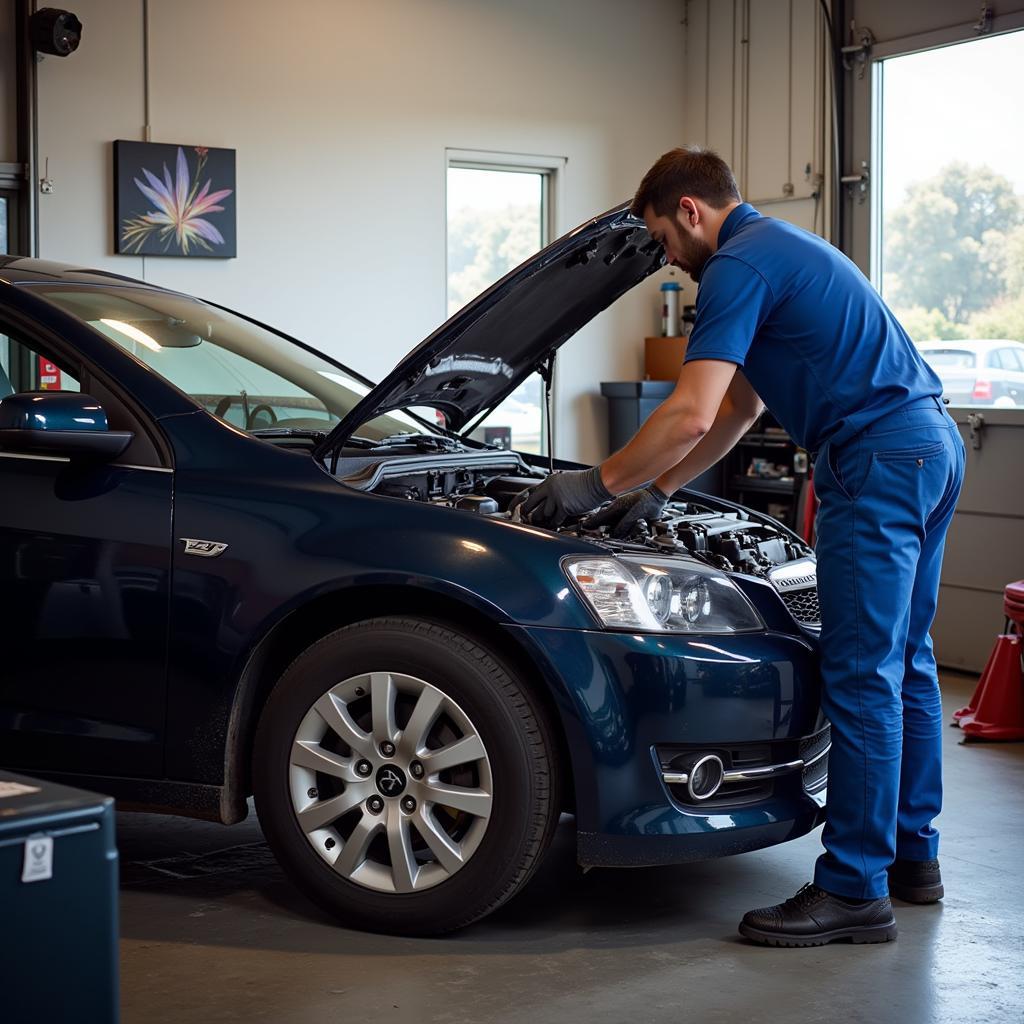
0, 206, 827, 934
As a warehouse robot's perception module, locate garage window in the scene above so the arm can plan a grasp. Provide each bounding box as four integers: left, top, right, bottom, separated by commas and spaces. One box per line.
446, 151, 563, 453
875, 29, 1024, 408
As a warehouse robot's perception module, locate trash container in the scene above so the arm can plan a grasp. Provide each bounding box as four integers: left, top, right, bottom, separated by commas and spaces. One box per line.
0, 771, 119, 1023
599, 381, 721, 495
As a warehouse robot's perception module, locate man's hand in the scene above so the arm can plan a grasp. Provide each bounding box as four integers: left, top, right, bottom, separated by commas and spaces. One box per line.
581, 484, 669, 538
510, 467, 612, 529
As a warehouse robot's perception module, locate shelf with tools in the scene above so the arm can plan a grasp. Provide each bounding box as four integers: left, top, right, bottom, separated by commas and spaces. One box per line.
724, 412, 811, 535
729, 475, 798, 494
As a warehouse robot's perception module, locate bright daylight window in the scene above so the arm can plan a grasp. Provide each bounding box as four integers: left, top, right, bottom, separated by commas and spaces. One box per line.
447, 161, 551, 452
877, 30, 1024, 408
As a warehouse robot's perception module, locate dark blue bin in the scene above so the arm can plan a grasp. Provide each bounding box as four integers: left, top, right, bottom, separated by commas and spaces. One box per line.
0, 771, 119, 1023
600, 381, 722, 495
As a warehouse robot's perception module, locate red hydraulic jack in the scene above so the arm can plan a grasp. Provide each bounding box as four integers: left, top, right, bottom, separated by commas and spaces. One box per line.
952, 580, 1024, 741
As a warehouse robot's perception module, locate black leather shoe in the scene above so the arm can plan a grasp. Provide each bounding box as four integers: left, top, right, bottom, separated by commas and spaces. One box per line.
739, 883, 898, 947
887, 858, 943, 903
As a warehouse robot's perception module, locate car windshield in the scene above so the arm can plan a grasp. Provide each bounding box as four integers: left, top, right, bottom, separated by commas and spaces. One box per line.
33, 285, 437, 441
918, 349, 975, 369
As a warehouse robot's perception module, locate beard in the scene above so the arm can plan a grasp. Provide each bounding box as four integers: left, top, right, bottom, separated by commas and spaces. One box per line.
674, 233, 713, 283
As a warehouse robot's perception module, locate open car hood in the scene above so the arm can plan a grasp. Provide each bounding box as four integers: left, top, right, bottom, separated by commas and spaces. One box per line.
316, 204, 663, 454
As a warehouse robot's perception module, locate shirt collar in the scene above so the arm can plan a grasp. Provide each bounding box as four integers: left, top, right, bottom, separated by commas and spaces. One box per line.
715, 202, 759, 249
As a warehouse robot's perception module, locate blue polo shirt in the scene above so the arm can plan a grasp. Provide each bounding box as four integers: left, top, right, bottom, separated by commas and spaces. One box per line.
683, 203, 942, 452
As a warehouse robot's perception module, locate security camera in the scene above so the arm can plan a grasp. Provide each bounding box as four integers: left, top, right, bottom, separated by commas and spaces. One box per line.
29, 8, 83, 57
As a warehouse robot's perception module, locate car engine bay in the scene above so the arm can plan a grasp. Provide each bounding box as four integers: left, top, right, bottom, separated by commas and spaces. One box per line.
328, 440, 818, 606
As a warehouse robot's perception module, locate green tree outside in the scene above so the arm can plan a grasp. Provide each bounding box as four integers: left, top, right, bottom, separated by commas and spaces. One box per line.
447, 202, 541, 316
886, 162, 1024, 341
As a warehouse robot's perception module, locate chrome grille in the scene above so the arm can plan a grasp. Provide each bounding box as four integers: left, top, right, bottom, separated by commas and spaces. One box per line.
799, 724, 830, 793
798, 724, 831, 762
658, 724, 831, 809
780, 585, 821, 626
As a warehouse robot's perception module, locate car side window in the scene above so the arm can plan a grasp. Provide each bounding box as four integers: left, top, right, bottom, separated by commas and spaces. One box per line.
0, 333, 82, 395
1000, 348, 1023, 372
0, 327, 164, 467
987, 348, 1021, 372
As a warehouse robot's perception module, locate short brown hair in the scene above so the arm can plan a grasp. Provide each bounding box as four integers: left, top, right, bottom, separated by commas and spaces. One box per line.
630, 147, 741, 218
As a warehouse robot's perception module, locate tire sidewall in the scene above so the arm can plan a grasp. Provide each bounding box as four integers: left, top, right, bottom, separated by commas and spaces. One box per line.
253, 617, 553, 934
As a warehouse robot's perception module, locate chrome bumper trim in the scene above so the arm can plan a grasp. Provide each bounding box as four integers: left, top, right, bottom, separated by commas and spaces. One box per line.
662, 743, 831, 786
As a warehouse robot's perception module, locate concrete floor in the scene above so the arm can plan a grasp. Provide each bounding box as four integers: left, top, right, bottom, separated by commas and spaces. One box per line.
117, 672, 1024, 1024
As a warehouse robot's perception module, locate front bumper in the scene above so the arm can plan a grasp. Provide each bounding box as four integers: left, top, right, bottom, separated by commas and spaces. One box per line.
505, 624, 827, 867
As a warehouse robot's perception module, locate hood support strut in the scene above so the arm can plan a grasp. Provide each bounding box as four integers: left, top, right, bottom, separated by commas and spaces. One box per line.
540, 352, 555, 473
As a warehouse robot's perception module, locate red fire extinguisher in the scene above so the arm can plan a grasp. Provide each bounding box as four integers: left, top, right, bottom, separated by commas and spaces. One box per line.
37, 356, 62, 390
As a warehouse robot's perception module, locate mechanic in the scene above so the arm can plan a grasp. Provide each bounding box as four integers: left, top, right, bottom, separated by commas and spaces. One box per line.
512, 147, 966, 947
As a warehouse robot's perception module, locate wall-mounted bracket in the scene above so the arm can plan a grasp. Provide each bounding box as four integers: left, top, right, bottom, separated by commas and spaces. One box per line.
841, 161, 870, 204
841, 27, 874, 78
967, 412, 986, 450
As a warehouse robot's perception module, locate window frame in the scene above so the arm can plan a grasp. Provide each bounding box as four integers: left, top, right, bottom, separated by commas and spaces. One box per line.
0, 175, 25, 256
863, 22, 1024, 417
0, 309, 171, 469
443, 148, 566, 454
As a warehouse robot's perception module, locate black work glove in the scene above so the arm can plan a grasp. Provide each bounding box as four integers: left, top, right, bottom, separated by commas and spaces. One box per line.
581, 483, 670, 538
509, 467, 613, 529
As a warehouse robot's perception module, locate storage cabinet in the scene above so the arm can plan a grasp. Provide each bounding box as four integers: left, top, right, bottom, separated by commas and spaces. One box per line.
724, 411, 810, 532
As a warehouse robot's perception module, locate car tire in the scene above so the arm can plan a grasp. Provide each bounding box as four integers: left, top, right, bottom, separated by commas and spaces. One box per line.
252, 616, 561, 935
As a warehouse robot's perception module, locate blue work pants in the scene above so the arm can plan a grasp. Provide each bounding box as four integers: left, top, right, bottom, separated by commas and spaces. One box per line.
812, 397, 966, 899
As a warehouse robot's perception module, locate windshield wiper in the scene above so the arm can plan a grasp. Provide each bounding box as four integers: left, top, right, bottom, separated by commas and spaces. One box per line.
379, 433, 465, 453
249, 427, 328, 442
250, 428, 382, 449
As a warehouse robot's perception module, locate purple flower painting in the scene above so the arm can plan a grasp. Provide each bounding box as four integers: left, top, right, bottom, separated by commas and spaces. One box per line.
114, 141, 236, 258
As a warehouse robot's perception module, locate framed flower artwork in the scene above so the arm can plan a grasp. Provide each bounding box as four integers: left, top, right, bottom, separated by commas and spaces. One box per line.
113, 140, 236, 258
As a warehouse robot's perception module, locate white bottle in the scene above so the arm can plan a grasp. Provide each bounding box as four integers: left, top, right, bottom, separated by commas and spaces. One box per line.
660, 281, 681, 336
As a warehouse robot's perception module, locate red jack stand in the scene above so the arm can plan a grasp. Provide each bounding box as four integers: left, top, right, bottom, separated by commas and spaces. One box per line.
953, 580, 1024, 742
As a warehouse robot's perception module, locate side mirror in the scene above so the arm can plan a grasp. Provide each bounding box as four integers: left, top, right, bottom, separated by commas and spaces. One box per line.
0, 392, 133, 460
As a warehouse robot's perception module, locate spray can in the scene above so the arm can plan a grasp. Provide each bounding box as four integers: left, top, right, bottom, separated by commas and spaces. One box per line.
660, 280, 681, 336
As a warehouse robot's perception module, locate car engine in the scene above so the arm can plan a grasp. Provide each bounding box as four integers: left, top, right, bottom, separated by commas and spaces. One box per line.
334, 444, 819, 627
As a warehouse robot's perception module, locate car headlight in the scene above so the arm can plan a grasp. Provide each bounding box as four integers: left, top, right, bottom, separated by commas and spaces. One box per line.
562, 555, 764, 634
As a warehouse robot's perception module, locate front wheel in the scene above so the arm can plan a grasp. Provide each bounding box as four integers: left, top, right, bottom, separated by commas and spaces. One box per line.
252, 617, 560, 935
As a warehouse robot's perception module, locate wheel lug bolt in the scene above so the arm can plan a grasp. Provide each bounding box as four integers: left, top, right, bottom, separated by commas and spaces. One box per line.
356, 760, 372, 776
325, 837, 336, 850
410, 761, 424, 779
380, 741, 396, 757
401, 796, 416, 813
307, 787, 318, 799
367, 796, 384, 814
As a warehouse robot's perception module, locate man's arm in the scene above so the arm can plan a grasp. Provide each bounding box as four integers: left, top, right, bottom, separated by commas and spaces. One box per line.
513, 257, 772, 529
652, 370, 764, 495
599, 359, 740, 494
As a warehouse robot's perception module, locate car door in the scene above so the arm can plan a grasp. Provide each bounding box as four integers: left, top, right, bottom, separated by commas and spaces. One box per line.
0, 324, 173, 778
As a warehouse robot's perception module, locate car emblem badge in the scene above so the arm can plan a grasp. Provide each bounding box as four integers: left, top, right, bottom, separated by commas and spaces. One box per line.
376, 765, 407, 797
180, 538, 229, 558
768, 557, 817, 591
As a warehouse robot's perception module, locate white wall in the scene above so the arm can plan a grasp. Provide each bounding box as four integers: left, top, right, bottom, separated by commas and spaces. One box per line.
34, 0, 689, 464
677, 0, 834, 306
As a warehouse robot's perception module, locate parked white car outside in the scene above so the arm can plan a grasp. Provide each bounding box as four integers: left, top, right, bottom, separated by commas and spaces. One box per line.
915, 338, 1024, 408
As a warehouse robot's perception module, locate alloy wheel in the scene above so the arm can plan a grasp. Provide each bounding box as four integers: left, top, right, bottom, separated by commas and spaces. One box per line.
288, 671, 493, 893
